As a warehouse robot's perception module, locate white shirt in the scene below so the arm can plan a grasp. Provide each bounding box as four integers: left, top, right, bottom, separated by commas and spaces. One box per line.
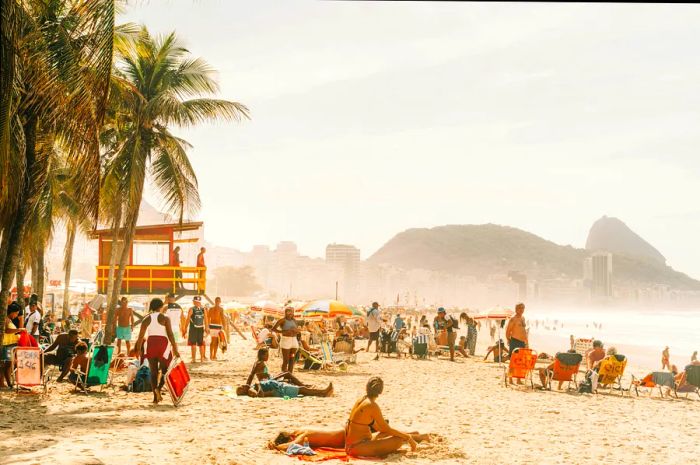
367, 308, 382, 332
25, 310, 41, 335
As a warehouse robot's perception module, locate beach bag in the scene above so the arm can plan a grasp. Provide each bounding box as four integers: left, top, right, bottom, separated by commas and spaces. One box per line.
578, 371, 593, 394
132, 365, 152, 392
449, 316, 459, 330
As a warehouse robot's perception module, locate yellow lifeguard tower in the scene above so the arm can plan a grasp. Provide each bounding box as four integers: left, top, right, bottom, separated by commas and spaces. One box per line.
92, 221, 210, 302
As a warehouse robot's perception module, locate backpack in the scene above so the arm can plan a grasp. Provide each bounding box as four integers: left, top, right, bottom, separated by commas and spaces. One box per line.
578, 371, 593, 394
449, 315, 459, 330
132, 365, 152, 392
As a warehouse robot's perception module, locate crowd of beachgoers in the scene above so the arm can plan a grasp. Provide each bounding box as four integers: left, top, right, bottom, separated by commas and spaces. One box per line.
2, 296, 699, 463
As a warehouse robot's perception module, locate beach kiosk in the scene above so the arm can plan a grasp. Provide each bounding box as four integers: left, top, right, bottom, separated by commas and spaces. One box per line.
92, 221, 210, 302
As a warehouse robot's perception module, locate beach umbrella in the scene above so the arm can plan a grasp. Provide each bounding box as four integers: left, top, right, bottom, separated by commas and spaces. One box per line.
301, 299, 353, 319
472, 308, 514, 365
252, 300, 283, 318
349, 306, 364, 318
224, 301, 247, 315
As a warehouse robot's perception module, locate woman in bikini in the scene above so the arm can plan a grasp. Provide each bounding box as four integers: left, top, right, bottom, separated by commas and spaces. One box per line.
245, 347, 310, 387
134, 298, 181, 404
272, 307, 299, 373
345, 377, 429, 457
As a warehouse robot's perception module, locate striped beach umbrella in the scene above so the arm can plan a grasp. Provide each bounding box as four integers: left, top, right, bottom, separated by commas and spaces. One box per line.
301, 299, 353, 319
251, 300, 283, 318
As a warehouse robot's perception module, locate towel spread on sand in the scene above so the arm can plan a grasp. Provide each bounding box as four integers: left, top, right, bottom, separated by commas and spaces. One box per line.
287, 444, 316, 456
296, 448, 349, 462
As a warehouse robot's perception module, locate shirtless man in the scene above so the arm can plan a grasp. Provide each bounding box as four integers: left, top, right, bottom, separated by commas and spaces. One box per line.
585, 340, 606, 369
505, 303, 528, 384
208, 297, 229, 360
115, 297, 134, 354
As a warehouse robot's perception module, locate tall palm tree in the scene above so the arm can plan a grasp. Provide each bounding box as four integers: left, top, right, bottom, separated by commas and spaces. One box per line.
102, 27, 249, 342
0, 0, 115, 350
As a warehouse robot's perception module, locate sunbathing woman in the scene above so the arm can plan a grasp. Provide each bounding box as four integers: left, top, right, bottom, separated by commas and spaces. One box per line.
345, 377, 429, 457
268, 428, 345, 451
245, 347, 310, 387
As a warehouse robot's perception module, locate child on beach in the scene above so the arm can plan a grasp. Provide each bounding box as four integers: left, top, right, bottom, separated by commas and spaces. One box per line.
68, 342, 89, 387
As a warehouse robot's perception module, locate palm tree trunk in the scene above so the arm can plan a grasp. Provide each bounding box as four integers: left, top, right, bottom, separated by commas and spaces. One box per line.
104, 201, 122, 305
62, 219, 76, 319
105, 192, 142, 344
0, 115, 37, 349
35, 247, 45, 301
15, 255, 25, 312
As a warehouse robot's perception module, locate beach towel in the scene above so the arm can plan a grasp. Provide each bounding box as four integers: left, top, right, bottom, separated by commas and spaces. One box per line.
296, 448, 349, 462
286, 444, 316, 456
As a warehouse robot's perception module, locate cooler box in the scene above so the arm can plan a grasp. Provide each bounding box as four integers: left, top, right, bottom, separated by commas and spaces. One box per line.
165, 358, 190, 406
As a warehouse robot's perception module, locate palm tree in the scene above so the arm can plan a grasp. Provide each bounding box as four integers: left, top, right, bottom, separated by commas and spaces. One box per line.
101, 27, 249, 342
0, 0, 115, 350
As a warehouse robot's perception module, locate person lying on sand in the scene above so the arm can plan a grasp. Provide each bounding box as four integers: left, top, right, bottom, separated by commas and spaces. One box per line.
245, 347, 311, 387
268, 428, 346, 451
236, 380, 333, 398
345, 376, 429, 457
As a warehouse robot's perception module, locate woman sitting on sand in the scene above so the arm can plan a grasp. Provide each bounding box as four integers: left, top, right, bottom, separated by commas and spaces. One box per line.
245, 347, 310, 387
345, 377, 429, 457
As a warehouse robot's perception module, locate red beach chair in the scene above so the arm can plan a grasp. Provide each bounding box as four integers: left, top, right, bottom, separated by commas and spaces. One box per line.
165, 358, 190, 406
504, 348, 538, 389
546, 352, 583, 390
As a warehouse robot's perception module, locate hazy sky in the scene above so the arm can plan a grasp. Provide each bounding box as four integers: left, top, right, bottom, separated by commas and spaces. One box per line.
120, 1, 700, 278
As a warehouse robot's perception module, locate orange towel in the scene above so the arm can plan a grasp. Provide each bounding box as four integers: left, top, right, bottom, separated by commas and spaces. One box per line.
297, 448, 349, 462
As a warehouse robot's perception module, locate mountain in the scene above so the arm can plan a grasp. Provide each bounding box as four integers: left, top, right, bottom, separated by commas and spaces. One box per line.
585, 216, 665, 264
368, 224, 700, 290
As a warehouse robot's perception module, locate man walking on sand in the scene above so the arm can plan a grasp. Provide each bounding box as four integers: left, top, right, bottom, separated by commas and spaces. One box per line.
505, 302, 528, 384
115, 297, 134, 354
208, 297, 229, 360
366, 302, 382, 360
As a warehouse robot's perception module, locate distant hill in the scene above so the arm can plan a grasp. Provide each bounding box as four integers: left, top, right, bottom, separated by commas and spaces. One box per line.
369, 224, 700, 290
586, 216, 666, 264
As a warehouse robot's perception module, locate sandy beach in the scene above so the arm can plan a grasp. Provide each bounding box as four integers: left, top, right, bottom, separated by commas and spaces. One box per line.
1, 334, 698, 465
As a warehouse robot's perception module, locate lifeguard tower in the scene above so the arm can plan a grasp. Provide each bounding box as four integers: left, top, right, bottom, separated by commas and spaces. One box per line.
92, 222, 210, 302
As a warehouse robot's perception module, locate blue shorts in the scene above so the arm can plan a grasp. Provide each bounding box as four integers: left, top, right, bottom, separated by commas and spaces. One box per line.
260, 379, 300, 398
509, 337, 526, 355
116, 326, 132, 341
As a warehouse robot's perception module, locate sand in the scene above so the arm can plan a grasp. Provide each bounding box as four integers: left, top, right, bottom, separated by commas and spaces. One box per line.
1, 335, 698, 465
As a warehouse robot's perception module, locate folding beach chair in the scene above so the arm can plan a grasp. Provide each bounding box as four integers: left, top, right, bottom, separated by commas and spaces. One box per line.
677, 365, 700, 399
165, 357, 190, 406
11, 347, 49, 394
298, 348, 323, 370
574, 338, 593, 357
320, 340, 354, 368
595, 354, 627, 396
72, 345, 114, 394
411, 334, 429, 360
504, 348, 538, 389
546, 352, 583, 391
630, 372, 677, 398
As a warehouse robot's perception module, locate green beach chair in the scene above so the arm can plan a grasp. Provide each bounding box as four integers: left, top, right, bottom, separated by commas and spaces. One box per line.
678, 365, 700, 399
73, 345, 114, 394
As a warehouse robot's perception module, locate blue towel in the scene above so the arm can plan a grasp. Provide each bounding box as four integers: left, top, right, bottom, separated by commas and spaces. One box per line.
286, 444, 316, 456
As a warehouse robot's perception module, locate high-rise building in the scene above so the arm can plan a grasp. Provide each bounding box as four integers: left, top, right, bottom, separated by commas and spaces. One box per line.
590, 253, 613, 297
325, 244, 361, 300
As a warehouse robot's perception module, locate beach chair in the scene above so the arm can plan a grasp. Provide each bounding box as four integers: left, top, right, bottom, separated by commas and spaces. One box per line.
298, 348, 323, 370
504, 348, 538, 389
574, 338, 593, 357
596, 354, 627, 396
677, 365, 700, 399
320, 340, 354, 368
411, 335, 429, 359
546, 352, 583, 391
11, 347, 49, 394
72, 345, 114, 394
165, 357, 190, 406
630, 372, 677, 398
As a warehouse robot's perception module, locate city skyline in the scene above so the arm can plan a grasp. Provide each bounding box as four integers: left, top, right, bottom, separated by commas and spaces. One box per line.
121, 2, 700, 279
